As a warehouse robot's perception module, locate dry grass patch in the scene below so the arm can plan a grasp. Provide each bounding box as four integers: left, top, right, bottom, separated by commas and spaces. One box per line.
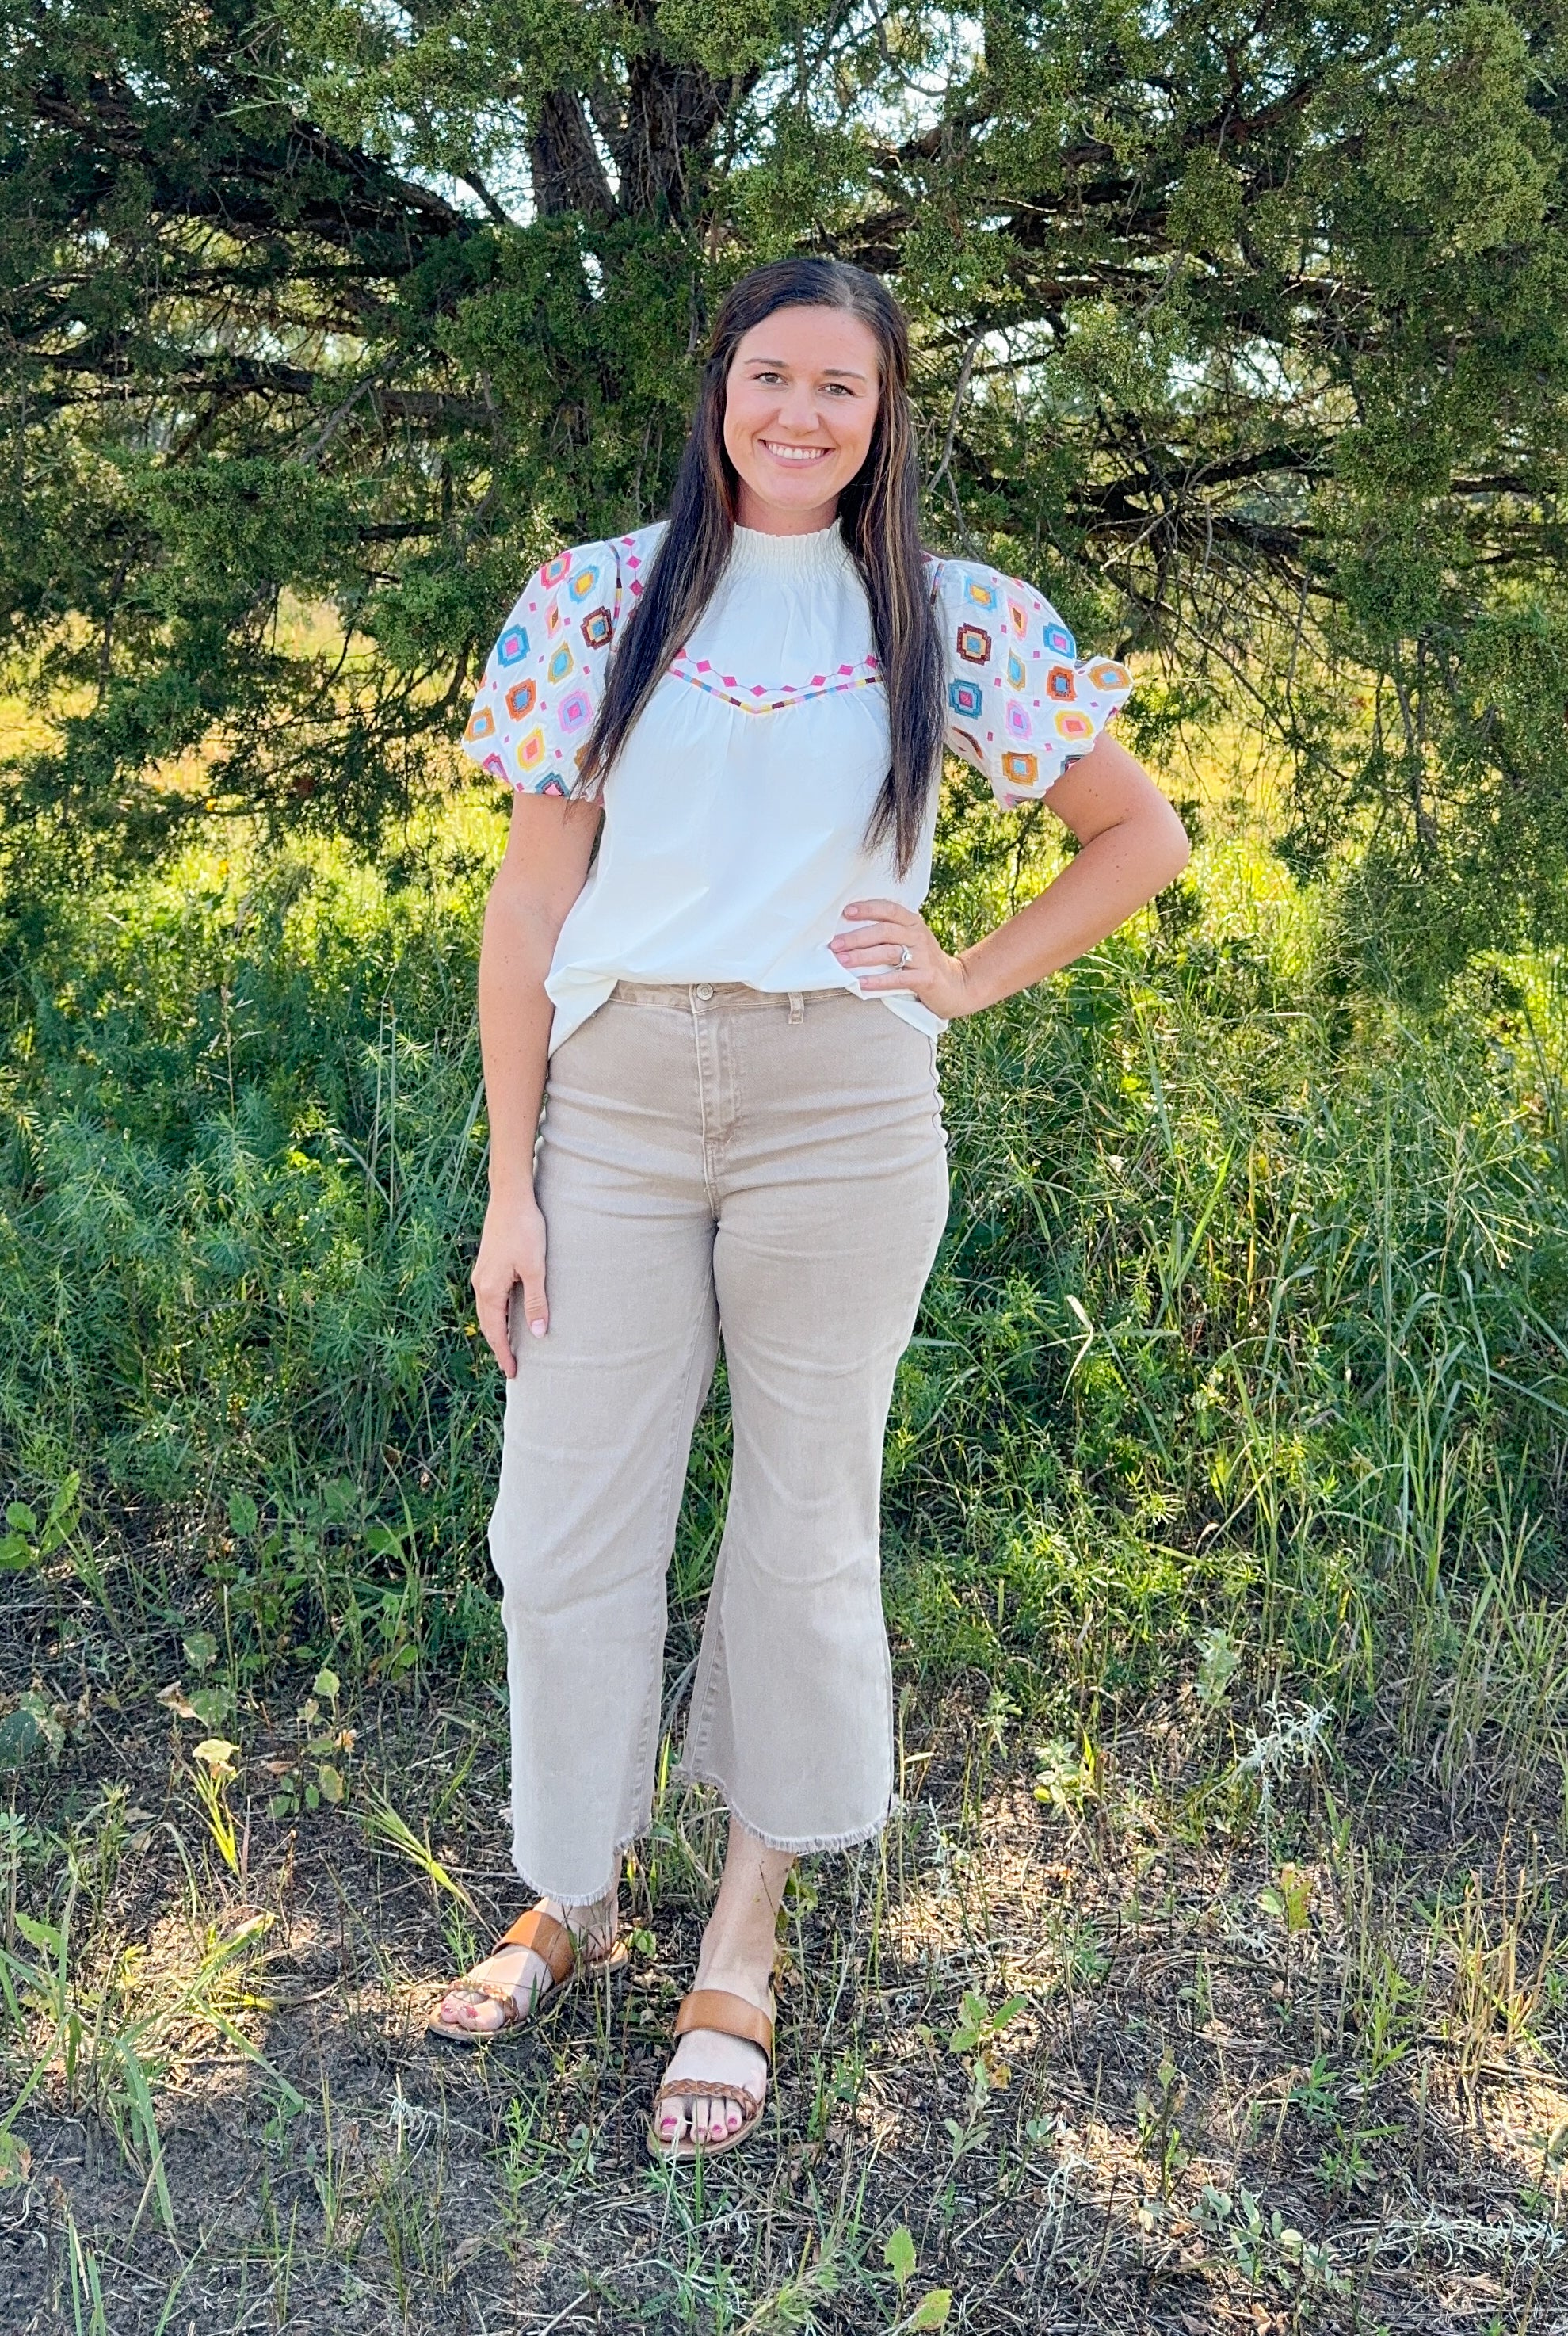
2, 1670, 1566, 2334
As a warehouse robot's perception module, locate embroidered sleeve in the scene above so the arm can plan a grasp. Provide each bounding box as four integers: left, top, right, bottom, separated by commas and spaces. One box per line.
461, 534, 648, 795
932, 558, 1133, 807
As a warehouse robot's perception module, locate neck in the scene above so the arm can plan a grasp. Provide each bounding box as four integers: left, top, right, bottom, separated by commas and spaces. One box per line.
733, 483, 841, 536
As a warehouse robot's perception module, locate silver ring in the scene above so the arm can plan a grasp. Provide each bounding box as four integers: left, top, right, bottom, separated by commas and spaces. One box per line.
897, 945, 913, 970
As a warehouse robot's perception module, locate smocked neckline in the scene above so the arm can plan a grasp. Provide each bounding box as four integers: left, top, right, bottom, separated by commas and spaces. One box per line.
727, 522, 853, 582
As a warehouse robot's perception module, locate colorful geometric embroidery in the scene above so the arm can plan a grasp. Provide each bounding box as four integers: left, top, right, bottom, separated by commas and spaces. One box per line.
465, 536, 1132, 829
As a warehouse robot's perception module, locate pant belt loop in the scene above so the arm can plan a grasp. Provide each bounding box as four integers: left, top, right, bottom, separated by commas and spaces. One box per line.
788, 991, 804, 1025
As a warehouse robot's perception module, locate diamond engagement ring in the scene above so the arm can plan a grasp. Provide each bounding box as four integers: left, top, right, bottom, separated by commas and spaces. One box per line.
897, 945, 913, 970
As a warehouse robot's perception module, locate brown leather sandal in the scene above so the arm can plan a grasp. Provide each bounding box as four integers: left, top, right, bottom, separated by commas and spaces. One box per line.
647, 1987, 775, 2162
426, 1902, 628, 2043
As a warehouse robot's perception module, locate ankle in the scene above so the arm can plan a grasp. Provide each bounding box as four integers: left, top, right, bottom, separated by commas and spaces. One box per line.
557, 1891, 618, 1949
696, 1926, 776, 1992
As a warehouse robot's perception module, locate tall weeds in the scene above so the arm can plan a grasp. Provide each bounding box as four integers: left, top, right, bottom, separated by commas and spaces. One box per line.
2, 800, 1566, 1790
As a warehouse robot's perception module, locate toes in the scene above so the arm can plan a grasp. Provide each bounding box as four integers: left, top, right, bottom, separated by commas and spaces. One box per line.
438, 1986, 502, 2032
653, 2078, 761, 2148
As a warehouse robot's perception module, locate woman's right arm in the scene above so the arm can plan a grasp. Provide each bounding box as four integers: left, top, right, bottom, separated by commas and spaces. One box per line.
472, 792, 602, 1374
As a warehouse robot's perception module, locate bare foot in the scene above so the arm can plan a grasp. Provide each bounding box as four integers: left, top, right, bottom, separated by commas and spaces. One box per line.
433, 1894, 617, 2036
653, 1821, 791, 2148
653, 1960, 773, 2145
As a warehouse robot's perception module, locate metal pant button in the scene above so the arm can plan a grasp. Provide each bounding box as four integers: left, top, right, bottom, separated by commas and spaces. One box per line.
695, 983, 714, 1001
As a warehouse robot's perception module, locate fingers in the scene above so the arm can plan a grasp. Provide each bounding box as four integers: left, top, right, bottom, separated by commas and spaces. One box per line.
840, 898, 918, 924
830, 914, 925, 993
473, 1276, 517, 1378
830, 928, 911, 967
472, 1251, 547, 1376
472, 1198, 551, 1376
518, 1253, 550, 1345
830, 913, 923, 970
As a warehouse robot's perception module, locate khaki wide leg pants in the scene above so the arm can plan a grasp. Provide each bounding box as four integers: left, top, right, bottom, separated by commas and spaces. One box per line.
488, 980, 950, 1904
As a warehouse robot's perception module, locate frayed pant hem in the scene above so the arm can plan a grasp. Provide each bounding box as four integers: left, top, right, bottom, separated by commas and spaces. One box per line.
676, 1766, 892, 1857
509, 1817, 650, 1911
511, 1781, 893, 1900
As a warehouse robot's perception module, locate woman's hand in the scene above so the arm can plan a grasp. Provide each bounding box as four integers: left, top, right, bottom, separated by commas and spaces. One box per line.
471, 1190, 549, 1376
830, 899, 975, 1020
832, 738, 1190, 1022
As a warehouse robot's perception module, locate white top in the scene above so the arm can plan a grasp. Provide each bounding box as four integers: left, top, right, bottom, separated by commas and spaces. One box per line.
462, 521, 1131, 1052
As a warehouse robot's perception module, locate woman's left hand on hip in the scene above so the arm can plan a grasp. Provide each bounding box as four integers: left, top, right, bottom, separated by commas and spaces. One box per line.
830, 899, 973, 1020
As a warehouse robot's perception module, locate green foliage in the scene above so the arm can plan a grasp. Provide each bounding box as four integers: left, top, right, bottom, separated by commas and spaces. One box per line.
0, 1475, 77, 1573
3, 797, 1567, 1734
3, 0, 1568, 973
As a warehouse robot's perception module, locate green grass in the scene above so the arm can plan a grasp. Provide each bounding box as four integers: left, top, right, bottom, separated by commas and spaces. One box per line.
2, 778, 1568, 2327
5, 786, 1566, 1731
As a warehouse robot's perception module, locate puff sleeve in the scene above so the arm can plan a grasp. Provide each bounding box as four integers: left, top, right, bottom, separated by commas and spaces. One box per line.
461, 532, 648, 796
932, 557, 1133, 808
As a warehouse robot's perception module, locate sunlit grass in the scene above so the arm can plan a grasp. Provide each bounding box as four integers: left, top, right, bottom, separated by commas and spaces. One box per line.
2, 776, 1567, 2330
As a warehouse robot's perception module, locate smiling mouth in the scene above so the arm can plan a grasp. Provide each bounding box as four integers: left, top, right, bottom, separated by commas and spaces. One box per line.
761, 441, 831, 464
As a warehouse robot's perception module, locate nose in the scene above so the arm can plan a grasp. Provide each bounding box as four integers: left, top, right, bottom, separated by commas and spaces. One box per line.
773, 380, 825, 436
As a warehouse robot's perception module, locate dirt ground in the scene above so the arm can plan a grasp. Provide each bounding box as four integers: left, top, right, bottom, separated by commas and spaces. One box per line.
2, 1643, 1566, 2336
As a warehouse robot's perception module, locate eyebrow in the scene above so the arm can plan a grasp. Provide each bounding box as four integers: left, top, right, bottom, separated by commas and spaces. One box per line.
741, 357, 872, 382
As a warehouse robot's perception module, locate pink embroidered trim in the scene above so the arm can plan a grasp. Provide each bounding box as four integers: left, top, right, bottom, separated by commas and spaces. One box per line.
670, 650, 880, 716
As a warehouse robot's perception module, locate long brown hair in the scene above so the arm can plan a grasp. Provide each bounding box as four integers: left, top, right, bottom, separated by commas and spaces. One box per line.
574, 258, 943, 875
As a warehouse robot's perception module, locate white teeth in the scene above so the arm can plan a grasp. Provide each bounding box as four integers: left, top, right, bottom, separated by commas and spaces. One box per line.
763, 443, 828, 462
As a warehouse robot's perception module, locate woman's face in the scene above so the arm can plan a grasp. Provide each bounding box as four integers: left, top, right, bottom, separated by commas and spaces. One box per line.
723, 306, 883, 535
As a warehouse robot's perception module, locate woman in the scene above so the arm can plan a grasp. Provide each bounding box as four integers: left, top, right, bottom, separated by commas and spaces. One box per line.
429, 258, 1188, 2159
